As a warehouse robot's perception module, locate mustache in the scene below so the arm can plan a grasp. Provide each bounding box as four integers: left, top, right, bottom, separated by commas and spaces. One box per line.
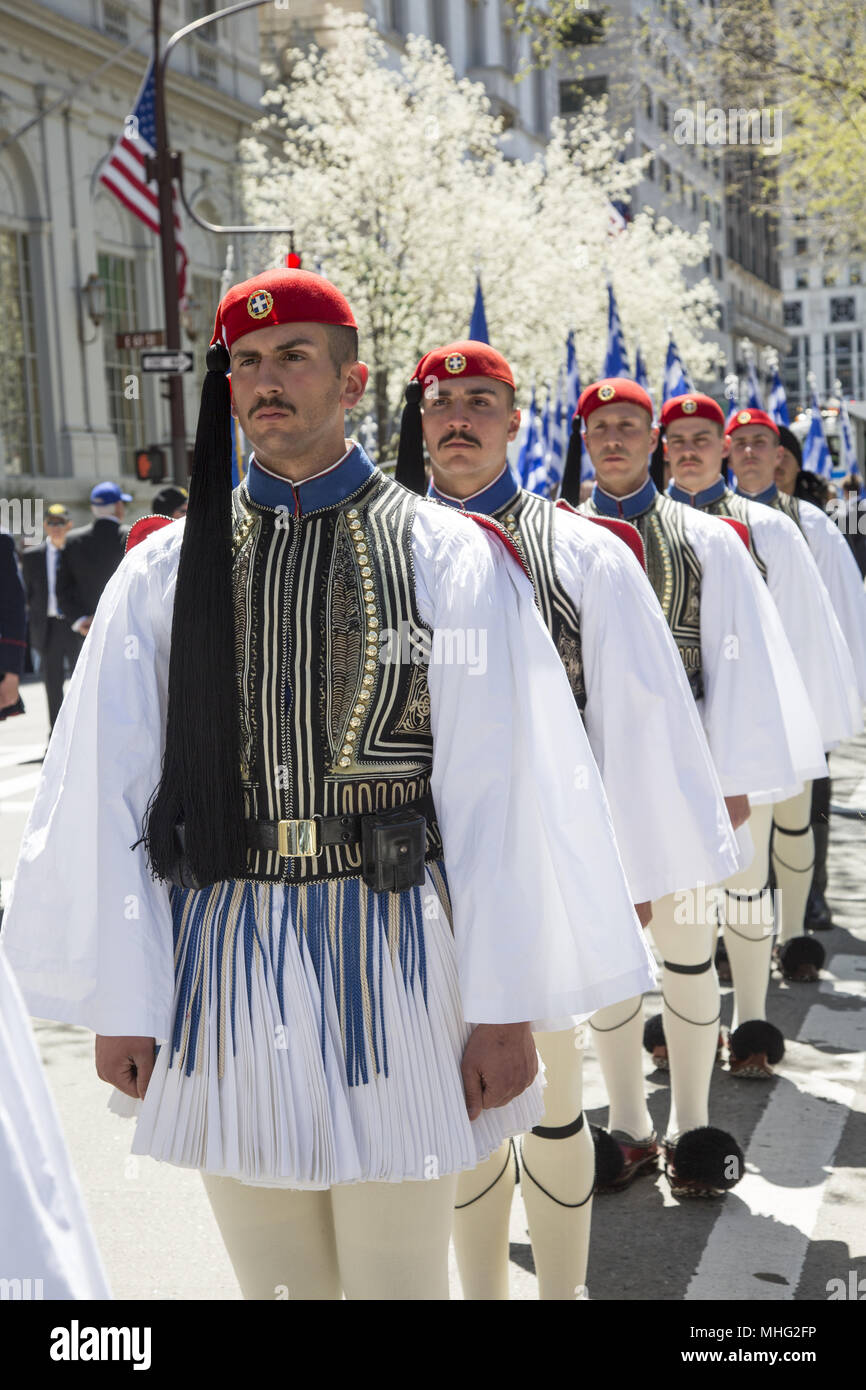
252, 399, 295, 416
440, 431, 481, 448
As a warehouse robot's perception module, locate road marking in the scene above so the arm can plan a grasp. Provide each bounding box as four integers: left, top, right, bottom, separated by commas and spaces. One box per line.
686, 951, 865, 1301
0, 772, 42, 800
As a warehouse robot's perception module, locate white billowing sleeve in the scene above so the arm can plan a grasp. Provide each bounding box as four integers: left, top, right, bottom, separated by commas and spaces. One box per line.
553, 512, 741, 903
2, 526, 182, 1040
745, 505, 862, 749
411, 503, 656, 1026
796, 499, 866, 703
684, 508, 826, 803
0, 947, 112, 1297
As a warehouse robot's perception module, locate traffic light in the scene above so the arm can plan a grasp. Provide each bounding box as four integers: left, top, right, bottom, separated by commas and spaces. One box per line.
135, 445, 166, 482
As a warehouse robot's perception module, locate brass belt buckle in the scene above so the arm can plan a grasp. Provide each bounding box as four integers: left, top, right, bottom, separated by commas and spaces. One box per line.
277, 818, 321, 857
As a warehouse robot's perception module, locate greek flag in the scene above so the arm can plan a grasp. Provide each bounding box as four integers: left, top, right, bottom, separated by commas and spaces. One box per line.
746, 359, 764, 410
526, 387, 554, 495
563, 331, 593, 485
838, 396, 860, 477
634, 343, 655, 418
768, 367, 789, 426
602, 283, 630, 378
469, 275, 489, 344
517, 384, 541, 487
662, 337, 691, 402
548, 368, 566, 495
802, 390, 833, 478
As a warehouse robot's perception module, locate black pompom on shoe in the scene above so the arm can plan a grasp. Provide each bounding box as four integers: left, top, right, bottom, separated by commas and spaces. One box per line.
664, 1128, 744, 1197
728, 1019, 785, 1078
642, 1012, 668, 1070
778, 935, 825, 982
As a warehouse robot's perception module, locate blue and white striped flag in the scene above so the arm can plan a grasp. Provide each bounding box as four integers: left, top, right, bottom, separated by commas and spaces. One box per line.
662, 336, 691, 402
802, 390, 833, 478
563, 331, 593, 485
526, 386, 554, 495
469, 274, 489, 344
838, 396, 860, 477
602, 283, 630, 379
548, 367, 566, 495
768, 367, 789, 426
634, 342, 655, 419
517, 384, 541, 487
746, 359, 764, 410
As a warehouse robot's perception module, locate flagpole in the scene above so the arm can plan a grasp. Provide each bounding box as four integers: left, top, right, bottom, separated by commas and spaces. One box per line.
148, 0, 187, 486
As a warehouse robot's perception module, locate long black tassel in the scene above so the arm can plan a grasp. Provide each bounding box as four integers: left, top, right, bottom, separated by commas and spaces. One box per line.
559, 421, 584, 505
141, 342, 247, 887
649, 435, 667, 491
394, 381, 426, 493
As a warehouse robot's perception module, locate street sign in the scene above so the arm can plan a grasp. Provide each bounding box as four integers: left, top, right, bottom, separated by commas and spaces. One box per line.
140, 350, 195, 374
116, 330, 164, 350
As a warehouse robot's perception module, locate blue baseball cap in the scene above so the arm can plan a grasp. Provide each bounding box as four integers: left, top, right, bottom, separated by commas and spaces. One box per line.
91, 481, 133, 504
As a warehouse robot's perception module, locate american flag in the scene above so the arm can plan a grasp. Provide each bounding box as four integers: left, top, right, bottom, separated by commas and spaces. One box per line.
99, 60, 188, 306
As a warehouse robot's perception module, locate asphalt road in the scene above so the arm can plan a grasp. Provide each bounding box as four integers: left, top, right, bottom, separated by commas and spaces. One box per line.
2, 678, 865, 1301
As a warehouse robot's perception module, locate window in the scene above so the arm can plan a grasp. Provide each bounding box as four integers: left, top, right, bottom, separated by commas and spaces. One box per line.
98, 252, 146, 477
823, 264, 839, 287
783, 300, 803, 326
102, 1, 129, 41
190, 0, 218, 44
714, 253, 723, 280
559, 76, 607, 114
782, 336, 809, 408
0, 230, 44, 476
430, 0, 448, 48
826, 332, 854, 395
850, 266, 862, 285
642, 84, 653, 119
794, 236, 808, 256
830, 296, 856, 324
641, 143, 656, 182
713, 200, 722, 229
467, 0, 485, 67
795, 268, 809, 289
190, 274, 221, 383
691, 188, 698, 213
658, 101, 669, 131
501, 12, 516, 70
385, 1, 408, 34
533, 67, 547, 132
702, 195, 710, 222
660, 160, 671, 193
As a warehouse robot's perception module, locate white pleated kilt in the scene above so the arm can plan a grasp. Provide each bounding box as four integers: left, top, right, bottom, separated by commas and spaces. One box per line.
124, 860, 543, 1188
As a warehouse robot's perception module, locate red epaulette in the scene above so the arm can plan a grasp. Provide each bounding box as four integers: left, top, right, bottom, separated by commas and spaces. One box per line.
455, 509, 533, 584
124, 514, 177, 555
555, 499, 647, 572
717, 515, 751, 551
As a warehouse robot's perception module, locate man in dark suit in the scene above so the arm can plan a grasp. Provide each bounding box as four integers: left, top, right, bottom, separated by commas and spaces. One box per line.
56, 482, 131, 641
0, 529, 27, 717
21, 504, 83, 736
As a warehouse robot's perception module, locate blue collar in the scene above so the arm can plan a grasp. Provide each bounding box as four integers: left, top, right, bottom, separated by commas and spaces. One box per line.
667, 476, 727, 508
245, 444, 376, 515
591, 475, 657, 519
427, 461, 522, 514
736, 481, 778, 505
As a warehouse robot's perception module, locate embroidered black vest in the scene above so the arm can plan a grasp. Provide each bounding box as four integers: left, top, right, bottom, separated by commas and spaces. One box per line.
492, 490, 586, 712
581, 491, 704, 700
231, 471, 442, 884
701, 489, 768, 581
773, 491, 806, 536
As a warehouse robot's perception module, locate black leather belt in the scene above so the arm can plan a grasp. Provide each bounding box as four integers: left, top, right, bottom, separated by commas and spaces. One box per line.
244, 792, 437, 858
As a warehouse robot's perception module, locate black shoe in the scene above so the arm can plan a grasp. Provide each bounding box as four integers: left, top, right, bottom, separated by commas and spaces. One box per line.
805, 885, 832, 931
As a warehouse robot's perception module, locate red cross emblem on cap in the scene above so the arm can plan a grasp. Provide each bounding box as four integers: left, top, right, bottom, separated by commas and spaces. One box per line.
247, 289, 274, 319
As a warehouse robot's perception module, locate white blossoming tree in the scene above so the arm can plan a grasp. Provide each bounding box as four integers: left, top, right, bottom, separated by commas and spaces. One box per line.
243, 11, 722, 459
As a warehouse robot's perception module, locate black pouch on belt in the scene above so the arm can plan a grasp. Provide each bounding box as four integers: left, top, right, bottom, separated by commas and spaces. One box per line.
361, 809, 428, 892
168, 821, 205, 891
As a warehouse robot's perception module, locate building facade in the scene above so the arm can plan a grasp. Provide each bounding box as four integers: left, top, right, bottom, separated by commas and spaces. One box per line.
0, 0, 261, 513
260, 0, 558, 162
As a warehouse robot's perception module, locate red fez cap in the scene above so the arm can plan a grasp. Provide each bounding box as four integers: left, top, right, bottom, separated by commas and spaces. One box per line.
660, 393, 725, 430
725, 408, 779, 438
412, 341, 515, 393
212, 269, 356, 352
577, 378, 653, 423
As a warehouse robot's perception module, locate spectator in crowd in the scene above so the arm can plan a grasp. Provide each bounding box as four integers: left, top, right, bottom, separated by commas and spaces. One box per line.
834, 474, 866, 579
151, 484, 188, 519
0, 529, 27, 719
56, 482, 131, 639
21, 504, 83, 739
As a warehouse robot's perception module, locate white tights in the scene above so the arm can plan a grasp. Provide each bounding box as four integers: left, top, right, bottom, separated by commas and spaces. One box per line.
202, 1170, 458, 1300
453, 1028, 593, 1301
